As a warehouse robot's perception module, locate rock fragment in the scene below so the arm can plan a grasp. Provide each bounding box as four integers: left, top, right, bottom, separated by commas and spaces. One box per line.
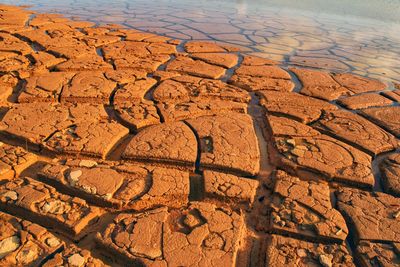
43, 245, 108, 267
0, 211, 63, 266
0, 177, 100, 239
258, 170, 348, 243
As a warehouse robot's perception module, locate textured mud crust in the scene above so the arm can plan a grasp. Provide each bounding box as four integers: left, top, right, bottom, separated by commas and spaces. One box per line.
0, 4, 398, 267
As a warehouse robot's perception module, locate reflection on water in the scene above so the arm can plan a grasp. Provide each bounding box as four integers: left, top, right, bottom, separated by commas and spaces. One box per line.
4, 0, 400, 82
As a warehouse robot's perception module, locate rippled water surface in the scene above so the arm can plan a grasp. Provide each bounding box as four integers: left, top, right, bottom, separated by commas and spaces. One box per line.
4, 0, 400, 82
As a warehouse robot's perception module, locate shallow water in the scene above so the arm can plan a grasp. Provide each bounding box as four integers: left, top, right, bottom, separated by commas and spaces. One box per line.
5, 0, 400, 82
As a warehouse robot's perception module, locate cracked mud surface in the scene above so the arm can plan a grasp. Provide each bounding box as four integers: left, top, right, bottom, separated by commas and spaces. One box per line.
0, 4, 399, 267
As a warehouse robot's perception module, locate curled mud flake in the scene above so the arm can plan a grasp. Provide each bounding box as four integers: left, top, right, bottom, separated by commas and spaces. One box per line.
359, 106, 400, 138
39, 162, 188, 210
55, 55, 113, 71
153, 75, 250, 103
158, 100, 248, 122
337, 188, 400, 243
191, 53, 239, 68
0, 144, 35, 173
113, 77, 157, 103
332, 73, 387, 94
291, 68, 351, 101
313, 109, 399, 155
187, 114, 260, 176
18, 72, 75, 103
122, 121, 197, 169
382, 89, 400, 102
61, 71, 116, 104
114, 100, 160, 132
166, 55, 226, 79
45, 120, 129, 159
203, 170, 259, 207
257, 91, 337, 123
229, 64, 294, 92
337, 93, 393, 110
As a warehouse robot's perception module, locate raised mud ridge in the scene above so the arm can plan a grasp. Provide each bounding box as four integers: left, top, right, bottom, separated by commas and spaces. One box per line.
0, 4, 399, 267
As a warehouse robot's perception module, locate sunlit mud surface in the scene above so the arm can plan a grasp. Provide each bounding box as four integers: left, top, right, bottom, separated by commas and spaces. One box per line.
4, 0, 400, 83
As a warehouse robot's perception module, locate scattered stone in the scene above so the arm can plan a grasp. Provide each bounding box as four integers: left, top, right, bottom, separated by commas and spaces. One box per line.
0, 236, 20, 259
258, 170, 348, 243
96, 203, 244, 266
0, 177, 100, 240
0, 211, 63, 265
265, 235, 354, 266
357, 241, 400, 267
79, 159, 97, 168
68, 253, 86, 267
43, 245, 108, 267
